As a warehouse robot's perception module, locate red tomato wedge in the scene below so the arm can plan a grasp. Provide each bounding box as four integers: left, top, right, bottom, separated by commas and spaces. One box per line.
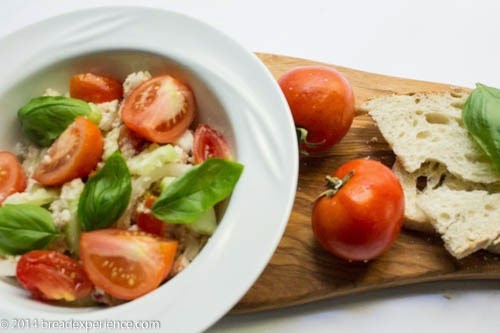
193, 124, 232, 164
79, 229, 178, 300
0, 151, 27, 204
16, 250, 93, 301
136, 195, 168, 236
70, 73, 123, 103
34, 116, 103, 186
121, 75, 196, 144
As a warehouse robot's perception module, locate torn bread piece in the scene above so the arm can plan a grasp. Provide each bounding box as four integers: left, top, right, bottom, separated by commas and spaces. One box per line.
393, 160, 500, 257
392, 161, 443, 233
418, 187, 500, 259
361, 91, 500, 184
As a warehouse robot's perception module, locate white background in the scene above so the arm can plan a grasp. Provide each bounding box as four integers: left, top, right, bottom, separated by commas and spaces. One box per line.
0, 1, 499, 332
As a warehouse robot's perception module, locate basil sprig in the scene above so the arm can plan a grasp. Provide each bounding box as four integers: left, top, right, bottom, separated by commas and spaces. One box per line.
152, 158, 244, 223
0, 204, 59, 255
78, 151, 132, 231
463, 83, 500, 170
18, 96, 99, 147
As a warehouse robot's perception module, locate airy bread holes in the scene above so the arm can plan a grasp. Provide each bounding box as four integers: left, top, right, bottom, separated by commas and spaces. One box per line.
416, 131, 431, 139
484, 204, 494, 211
424, 113, 450, 125
416, 176, 428, 191
439, 212, 451, 220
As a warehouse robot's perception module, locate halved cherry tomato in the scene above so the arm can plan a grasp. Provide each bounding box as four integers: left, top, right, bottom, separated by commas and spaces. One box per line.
70, 73, 123, 103
193, 124, 232, 164
0, 151, 27, 204
34, 116, 103, 186
79, 229, 178, 300
312, 159, 404, 261
136, 195, 168, 236
121, 75, 196, 144
16, 250, 93, 301
278, 66, 355, 153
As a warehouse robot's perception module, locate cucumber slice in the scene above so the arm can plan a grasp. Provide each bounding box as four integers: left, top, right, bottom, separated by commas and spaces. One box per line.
3, 185, 59, 206
63, 201, 81, 255
159, 176, 177, 193
187, 208, 217, 235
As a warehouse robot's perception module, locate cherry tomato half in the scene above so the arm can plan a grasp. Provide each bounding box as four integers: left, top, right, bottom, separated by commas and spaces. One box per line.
0, 151, 27, 204
79, 229, 178, 300
278, 65, 355, 153
16, 250, 93, 301
34, 116, 103, 186
192, 124, 231, 164
121, 75, 196, 144
70, 73, 123, 103
312, 159, 404, 261
136, 195, 168, 236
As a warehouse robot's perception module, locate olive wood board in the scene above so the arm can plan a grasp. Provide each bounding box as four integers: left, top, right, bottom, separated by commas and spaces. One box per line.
232, 53, 500, 313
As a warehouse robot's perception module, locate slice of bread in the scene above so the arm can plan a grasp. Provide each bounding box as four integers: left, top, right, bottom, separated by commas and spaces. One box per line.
361, 92, 500, 258
361, 91, 500, 184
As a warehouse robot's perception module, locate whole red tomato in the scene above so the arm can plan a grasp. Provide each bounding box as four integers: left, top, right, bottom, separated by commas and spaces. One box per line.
278, 65, 355, 153
312, 159, 404, 261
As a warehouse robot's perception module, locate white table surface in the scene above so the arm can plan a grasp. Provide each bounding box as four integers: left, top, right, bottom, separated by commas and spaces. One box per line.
0, 1, 499, 332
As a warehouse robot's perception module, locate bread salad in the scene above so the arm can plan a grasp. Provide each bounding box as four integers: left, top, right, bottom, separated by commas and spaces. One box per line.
0, 72, 243, 304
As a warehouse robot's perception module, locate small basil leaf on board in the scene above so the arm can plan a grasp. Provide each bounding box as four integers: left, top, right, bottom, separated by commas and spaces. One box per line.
18, 96, 95, 147
78, 151, 132, 231
0, 204, 59, 255
152, 158, 244, 223
462, 83, 500, 170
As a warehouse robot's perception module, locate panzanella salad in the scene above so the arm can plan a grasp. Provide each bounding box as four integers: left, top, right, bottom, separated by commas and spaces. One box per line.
0, 71, 243, 304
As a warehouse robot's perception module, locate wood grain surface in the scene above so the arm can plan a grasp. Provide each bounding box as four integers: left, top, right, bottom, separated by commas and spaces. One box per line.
232, 53, 500, 313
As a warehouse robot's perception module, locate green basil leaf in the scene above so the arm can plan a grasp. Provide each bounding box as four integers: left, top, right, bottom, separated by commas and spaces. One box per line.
0, 204, 59, 255
78, 151, 132, 231
152, 158, 244, 223
462, 83, 500, 170
18, 96, 96, 147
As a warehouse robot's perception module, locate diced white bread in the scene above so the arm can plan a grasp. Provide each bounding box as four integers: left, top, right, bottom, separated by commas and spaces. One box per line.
123, 71, 152, 98
361, 92, 500, 184
418, 187, 500, 259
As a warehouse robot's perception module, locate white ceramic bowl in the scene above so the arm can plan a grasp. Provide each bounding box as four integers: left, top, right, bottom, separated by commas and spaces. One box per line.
0, 7, 298, 332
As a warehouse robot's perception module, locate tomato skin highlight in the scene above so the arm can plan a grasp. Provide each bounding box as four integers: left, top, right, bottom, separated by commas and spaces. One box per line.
193, 124, 232, 164
278, 65, 355, 152
0, 151, 27, 204
70, 73, 123, 103
312, 159, 404, 261
34, 116, 103, 186
79, 229, 178, 300
121, 75, 196, 144
16, 250, 93, 301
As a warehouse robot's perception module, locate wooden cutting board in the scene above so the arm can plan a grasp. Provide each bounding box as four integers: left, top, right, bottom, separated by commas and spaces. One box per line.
232, 53, 500, 313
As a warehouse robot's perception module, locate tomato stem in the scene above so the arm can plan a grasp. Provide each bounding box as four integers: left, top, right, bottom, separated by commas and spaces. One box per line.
296, 127, 326, 155
315, 171, 354, 200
